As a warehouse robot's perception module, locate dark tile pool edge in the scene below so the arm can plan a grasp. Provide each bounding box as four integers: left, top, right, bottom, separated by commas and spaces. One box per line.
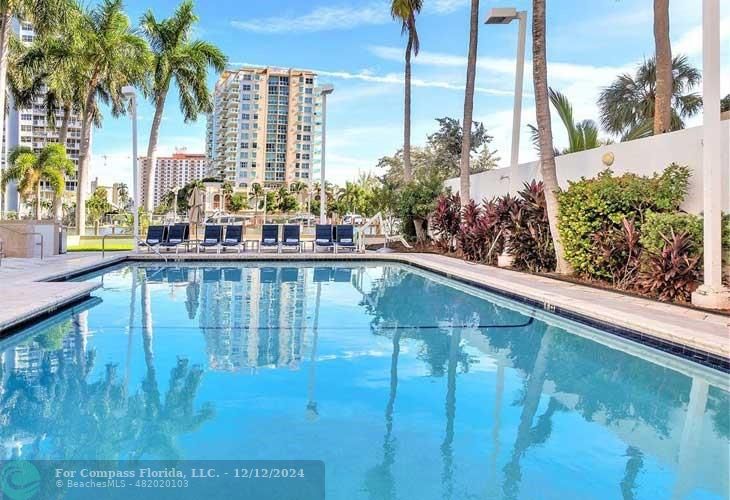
0, 291, 96, 338
42, 254, 730, 373
396, 258, 730, 373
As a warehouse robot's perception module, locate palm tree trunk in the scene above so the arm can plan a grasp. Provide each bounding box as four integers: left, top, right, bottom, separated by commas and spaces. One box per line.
36, 181, 42, 220
0, 10, 12, 214
653, 0, 672, 134
532, 0, 572, 275
53, 105, 73, 222
76, 87, 97, 236
402, 36, 413, 183
144, 93, 167, 212
459, 0, 479, 207
59, 104, 72, 146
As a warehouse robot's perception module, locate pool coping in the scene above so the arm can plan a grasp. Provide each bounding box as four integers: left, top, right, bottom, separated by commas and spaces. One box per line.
1, 251, 728, 372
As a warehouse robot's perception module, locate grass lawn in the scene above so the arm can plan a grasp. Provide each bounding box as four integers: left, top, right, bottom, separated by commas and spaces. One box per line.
68, 237, 133, 252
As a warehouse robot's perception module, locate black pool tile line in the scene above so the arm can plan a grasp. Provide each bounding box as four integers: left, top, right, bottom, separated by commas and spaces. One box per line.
44, 255, 729, 373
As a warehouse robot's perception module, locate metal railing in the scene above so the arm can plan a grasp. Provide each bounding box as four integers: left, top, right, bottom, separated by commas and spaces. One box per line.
0, 224, 44, 260
100, 232, 168, 263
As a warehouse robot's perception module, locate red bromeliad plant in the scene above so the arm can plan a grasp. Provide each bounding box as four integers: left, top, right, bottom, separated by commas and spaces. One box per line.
592, 217, 642, 288
504, 181, 555, 272
636, 230, 700, 302
457, 199, 486, 261
431, 193, 461, 252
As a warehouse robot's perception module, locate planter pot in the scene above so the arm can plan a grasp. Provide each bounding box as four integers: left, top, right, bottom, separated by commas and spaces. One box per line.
497, 252, 515, 268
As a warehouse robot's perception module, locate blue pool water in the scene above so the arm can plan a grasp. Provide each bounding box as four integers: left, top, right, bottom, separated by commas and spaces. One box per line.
0, 261, 728, 499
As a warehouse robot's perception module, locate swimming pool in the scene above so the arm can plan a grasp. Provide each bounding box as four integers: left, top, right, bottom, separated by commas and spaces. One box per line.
1, 261, 727, 499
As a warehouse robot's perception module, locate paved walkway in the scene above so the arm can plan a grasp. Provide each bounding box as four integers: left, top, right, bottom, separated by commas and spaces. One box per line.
0, 252, 126, 331
0, 251, 728, 361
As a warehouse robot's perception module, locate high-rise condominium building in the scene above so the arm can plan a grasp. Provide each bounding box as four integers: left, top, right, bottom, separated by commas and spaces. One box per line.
206, 66, 321, 191
1, 19, 84, 214
139, 149, 208, 208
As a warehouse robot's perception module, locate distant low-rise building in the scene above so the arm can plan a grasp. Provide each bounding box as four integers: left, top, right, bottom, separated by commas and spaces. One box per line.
139, 149, 208, 209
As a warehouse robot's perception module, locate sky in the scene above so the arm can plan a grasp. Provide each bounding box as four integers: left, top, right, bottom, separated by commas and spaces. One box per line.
90, 0, 729, 188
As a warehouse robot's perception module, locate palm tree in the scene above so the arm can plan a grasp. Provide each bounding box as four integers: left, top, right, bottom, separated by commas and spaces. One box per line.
598, 56, 701, 139
249, 182, 264, 211
139, 0, 226, 212
459, 0, 480, 207
0, 0, 67, 181
220, 181, 233, 211
653, 0, 671, 134
532, 0, 571, 275
73, 0, 152, 235
11, 8, 87, 221
391, 0, 423, 183
1, 144, 75, 220
528, 88, 603, 155
289, 180, 308, 209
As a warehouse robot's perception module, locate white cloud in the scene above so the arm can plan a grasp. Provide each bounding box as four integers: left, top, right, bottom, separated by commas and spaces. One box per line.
230, 3, 390, 34
368, 45, 630, 86
674, 17, 730, 56
316, 68, 515, 96
430, 0, 469, 14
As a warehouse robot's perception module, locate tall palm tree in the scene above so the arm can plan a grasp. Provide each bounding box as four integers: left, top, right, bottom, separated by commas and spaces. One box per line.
1, 144, 75, 220
0, 0, 67, 192
532, 0, 571, 275
11, 7, 87, 221
528, 88, 603, 155
73, 0, 151, 235
139, 0, 226, 212
598, 56, 701, 139
653, 0, 671, 134
459, 0, 479, 207
391, 0, 423, 183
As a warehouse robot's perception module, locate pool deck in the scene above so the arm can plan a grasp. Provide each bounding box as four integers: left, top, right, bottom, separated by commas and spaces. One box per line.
0, 251, 728, 363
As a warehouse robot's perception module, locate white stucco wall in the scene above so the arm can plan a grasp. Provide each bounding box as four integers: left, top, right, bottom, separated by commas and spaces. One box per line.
445, 123, 730, 214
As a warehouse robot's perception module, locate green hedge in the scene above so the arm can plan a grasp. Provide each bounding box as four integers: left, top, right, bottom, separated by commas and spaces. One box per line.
557, 164, 691, 279
641, 212, 730, 256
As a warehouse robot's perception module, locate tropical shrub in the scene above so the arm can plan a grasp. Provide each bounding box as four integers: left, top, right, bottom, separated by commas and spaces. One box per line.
505, 181, 555, 272
396, 173, 444, 242
641, 212, 703, 255
557, 164, 690, 279
457, 200, 486, 261
592, 218, 642, 288
430, 193, 461, 252
637, 230, 701, 302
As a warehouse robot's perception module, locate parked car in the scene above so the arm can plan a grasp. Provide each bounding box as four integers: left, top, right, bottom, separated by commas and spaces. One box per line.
205, 214, 250, 225
343, 214, 365, 225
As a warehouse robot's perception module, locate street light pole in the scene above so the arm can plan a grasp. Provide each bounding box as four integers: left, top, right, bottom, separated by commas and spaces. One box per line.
316, 84, 334, 224
122, 86, 139, 252
486, 8, 527, 195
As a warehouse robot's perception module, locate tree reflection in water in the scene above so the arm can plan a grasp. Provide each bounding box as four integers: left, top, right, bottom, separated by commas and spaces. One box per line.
0, 282, 213, 460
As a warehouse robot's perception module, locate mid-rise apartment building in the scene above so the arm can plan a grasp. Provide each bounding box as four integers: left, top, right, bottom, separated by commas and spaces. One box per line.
206, 66, 321, 191
139, 149, 208, 208
1, 19, 84, 214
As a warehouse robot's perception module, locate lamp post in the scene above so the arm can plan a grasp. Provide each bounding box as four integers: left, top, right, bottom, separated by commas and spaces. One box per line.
691, 0, 730, 309
122, 85, 139, 252
486, 7, 527, 195
315, 84, 334, 224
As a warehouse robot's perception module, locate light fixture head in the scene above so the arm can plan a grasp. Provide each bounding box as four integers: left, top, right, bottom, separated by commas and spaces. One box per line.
315, 84, 334, 96
121, 85, 136, 99
485, 7, 519, 24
